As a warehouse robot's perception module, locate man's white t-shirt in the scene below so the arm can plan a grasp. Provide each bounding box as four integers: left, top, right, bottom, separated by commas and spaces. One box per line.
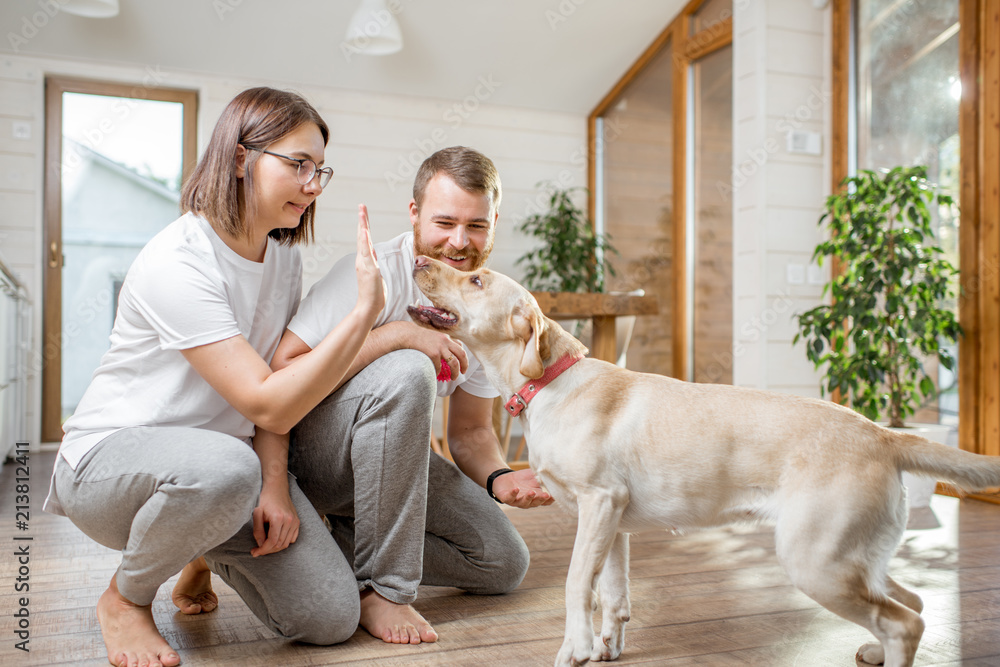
56, 212, 303, 473
288, 231, 496, 399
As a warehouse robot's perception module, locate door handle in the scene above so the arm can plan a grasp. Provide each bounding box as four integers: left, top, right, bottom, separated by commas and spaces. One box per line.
48, 240, 61, 268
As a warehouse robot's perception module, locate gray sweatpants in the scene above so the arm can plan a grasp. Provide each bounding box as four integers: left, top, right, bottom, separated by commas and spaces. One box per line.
290, 349, 530, 605
54, 426, 360, 645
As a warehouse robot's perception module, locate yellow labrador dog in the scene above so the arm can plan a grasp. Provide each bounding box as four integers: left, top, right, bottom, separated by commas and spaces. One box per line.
407, 255, 1000, 667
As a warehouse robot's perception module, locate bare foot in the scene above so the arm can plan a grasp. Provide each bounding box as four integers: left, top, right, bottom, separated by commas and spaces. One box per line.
359, 588, 438, 644
172, 557, 218, 615
98, 574, 181, 667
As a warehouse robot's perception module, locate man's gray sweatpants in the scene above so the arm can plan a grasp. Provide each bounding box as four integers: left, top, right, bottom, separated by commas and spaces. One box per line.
54, 426, 360, 645
290, 349, 530, 605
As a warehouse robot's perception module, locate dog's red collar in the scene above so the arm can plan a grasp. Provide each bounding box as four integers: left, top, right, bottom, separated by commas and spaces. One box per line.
504, 353, 585, 418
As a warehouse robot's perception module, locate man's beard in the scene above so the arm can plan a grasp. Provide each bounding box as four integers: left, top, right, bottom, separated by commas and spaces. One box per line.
413, 224, 493, 271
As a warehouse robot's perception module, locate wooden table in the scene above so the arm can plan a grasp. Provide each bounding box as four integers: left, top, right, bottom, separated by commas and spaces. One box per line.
530, 291, 659, 362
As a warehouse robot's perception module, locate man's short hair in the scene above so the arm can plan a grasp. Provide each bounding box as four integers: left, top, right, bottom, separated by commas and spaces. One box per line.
413, 146, 502, 217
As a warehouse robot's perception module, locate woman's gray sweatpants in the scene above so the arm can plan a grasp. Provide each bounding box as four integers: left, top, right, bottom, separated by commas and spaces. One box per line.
54, 426, 361, 645
289, 349, 530, 605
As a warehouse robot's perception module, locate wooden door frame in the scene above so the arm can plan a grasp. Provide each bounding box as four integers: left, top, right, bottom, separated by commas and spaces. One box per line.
42, 76, 197, 442
588, 0, 732, 381
832, 0, 998, 456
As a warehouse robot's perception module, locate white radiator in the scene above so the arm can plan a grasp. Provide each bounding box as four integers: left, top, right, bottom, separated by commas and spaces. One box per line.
1, 257, 31, 460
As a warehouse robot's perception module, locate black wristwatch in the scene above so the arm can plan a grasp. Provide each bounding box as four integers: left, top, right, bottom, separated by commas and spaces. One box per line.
487, 468, 516, 503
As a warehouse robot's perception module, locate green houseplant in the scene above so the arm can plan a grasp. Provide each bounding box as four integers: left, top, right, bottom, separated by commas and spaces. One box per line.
516, 185, 616, 293
794, 166, 962, 429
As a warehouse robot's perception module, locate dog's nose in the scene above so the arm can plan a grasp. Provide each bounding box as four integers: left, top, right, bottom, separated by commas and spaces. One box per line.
414, 255, 430, 270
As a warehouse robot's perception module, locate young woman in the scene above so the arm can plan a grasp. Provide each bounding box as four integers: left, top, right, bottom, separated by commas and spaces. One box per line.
43, 87, 384, 667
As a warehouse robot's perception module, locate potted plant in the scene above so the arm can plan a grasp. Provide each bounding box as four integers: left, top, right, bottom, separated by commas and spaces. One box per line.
794, 166, 962, 508
516, 184, 616, 293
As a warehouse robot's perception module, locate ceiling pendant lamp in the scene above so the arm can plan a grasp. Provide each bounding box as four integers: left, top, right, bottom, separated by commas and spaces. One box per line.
60, 0, 120, 18
344, 0, 403, 56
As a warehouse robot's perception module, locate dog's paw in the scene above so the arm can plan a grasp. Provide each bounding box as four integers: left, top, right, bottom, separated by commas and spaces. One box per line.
856, 642, 885, 665
590, 631, 624, 662
556, 639, 592, 666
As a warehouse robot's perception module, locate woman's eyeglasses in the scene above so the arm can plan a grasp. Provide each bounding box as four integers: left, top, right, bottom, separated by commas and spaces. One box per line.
241, 145, 334, 188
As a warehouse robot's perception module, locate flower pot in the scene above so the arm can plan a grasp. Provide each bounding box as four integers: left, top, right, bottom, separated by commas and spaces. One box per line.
883, 423, 955, 509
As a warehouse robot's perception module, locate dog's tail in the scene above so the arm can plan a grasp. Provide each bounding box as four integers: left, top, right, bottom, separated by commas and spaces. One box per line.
893, 431, 1000, 491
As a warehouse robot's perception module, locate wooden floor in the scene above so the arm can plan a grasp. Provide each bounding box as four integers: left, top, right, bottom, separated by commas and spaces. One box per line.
4, 451, 1000, 666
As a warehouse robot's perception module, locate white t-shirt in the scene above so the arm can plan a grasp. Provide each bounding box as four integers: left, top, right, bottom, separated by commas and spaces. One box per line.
56, 212, 303, 470
288, 231, 496, 399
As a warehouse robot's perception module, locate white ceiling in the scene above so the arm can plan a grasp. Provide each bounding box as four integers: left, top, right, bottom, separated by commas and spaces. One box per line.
1, 0, 687, 115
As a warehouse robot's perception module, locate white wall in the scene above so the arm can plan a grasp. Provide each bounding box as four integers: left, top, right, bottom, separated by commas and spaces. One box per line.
731, 0, 832, 396
1, 6, 844, 446
0, 54, 588, 446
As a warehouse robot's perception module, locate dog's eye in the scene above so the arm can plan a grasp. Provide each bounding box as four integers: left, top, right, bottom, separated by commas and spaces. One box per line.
470, 275, 483, 287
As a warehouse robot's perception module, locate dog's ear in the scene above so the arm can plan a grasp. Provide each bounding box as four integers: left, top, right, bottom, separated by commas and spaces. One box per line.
512, 302, 545, 379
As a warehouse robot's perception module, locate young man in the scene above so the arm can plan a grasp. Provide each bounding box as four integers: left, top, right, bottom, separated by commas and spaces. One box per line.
271, 146, 553, 645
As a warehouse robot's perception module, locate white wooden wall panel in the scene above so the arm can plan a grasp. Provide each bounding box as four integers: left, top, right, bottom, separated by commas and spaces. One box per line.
732, 0, 831, 396
0, 54, 585, 445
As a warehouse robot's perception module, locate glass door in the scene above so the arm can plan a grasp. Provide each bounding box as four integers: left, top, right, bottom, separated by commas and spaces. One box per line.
43, 78, 196, 442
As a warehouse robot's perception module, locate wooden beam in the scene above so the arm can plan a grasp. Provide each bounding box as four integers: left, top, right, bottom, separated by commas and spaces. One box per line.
828, 0, 853, 406
959, 0, 982, 454
979, 0, 1000, 456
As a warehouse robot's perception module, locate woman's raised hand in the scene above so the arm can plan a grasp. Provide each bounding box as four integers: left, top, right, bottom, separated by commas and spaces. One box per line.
356, 204, 386, 318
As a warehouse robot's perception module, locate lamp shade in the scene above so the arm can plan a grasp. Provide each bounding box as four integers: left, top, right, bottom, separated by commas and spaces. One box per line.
60, 0, 120, 18
344, 0, 403, 56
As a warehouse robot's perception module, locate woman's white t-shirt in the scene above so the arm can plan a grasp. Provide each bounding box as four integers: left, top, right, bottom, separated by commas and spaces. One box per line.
55, 212, 302, 473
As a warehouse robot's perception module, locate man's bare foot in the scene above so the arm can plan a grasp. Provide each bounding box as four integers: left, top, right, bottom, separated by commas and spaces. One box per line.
172, 557, 218, 615
97, 574, 181, 667
359, 589, 438, 644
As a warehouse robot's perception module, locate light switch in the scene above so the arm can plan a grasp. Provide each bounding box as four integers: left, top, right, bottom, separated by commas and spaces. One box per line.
786, 264, 805, 285
787, 130, 821, 155
12, 121, 30, 140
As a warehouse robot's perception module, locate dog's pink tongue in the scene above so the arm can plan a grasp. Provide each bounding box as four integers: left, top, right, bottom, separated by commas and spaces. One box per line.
437, 359, 452, 382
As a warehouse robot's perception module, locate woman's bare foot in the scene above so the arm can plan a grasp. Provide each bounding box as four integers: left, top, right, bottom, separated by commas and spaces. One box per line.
171, 557, 218, 615
359, 589, 438, 644
97, 574, 181, 667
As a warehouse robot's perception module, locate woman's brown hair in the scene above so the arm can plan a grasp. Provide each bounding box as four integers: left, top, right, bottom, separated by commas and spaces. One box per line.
181, 87, 329, 245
